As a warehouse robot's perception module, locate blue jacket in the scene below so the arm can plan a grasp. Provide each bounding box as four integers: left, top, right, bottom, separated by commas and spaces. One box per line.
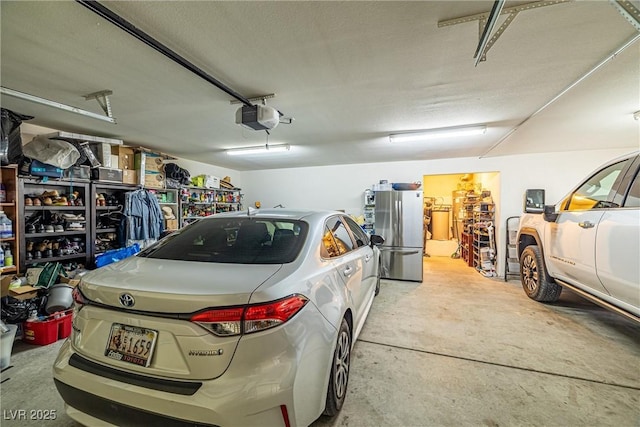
123, 189, 164, 241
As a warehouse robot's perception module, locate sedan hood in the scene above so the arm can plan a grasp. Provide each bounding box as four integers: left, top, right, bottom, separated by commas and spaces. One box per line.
79, 256, 282, 313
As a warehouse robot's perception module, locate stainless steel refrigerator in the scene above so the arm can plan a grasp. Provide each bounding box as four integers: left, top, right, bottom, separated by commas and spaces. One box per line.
374, 190, 424, 282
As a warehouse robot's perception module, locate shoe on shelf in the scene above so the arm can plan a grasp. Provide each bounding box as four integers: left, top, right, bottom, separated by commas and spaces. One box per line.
45, 225, 55, 233
42, 197, 53, 206
54, 224, 64, 232
37, 224, 46, 233
26, 224, 36, 234
41, 190, 59, 198
34, 250, 42, 259
26, 252, 33, 261
33, 198, 42, 206
25, 197, 33, 206
53, 197, 68, 206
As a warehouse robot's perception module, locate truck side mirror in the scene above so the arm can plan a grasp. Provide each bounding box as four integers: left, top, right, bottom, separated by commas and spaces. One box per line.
542, 205, 559, 222
524, 189, 545, 213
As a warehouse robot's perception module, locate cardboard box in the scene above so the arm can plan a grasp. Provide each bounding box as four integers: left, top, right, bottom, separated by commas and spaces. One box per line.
204, 175, 220, 189
122, 169, 137, 185
143, 172, 165, 189
110, 155, 119, 169
165, 219, 178, 230
135, 152, 165, 173
59, 276, 80, 287
91, 167, 123, 183
112, 146, 135, 170
2, 277, 38, 300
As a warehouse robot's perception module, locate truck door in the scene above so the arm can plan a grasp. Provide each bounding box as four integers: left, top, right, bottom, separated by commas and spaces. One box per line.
548, 158, 634, 294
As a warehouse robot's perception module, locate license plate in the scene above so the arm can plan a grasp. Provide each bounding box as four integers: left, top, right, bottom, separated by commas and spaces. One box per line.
105, 323, 158, 367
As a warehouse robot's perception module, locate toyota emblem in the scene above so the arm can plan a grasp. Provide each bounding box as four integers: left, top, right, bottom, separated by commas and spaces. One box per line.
119, 293, 135, 308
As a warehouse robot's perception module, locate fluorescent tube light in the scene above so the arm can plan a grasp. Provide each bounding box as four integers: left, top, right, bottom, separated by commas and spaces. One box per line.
226, 144, 290, 156
389, 125, 487, 143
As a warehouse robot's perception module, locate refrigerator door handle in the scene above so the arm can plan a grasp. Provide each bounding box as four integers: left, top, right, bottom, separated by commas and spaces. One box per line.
381, 248, 421, 256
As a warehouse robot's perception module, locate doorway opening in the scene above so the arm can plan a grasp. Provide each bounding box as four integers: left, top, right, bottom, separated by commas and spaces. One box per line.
423, 172, 501, 275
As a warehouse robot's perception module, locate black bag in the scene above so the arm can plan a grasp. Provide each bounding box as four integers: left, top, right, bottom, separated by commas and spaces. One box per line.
1, 108, 34, 166
164, 163, 191, 185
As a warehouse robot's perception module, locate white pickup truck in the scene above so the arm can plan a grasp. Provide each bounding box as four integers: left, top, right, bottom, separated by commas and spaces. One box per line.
517, 151, 640, 323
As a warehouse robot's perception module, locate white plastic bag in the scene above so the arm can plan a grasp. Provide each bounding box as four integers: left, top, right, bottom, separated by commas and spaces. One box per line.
23, 136, 80, 169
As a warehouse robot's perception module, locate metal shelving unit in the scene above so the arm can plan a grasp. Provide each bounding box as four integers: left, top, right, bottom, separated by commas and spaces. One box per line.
19, 177, 91, 271
504, 216, 521, 281
179, 186, 242, 228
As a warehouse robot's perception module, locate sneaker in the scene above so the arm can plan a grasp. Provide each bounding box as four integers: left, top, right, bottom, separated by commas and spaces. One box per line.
37, 224, 46, 233
45, 225, 55, 233
25, 197, 33, 206
26, 224, 36, 234
54, 224, 65, 232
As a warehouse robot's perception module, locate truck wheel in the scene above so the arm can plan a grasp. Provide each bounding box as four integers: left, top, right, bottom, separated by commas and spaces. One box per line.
520, 245, 562, 302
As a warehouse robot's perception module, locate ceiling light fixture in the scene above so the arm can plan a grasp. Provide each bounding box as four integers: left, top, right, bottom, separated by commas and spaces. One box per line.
226, 144, 290, 156
389, 125, 487, 143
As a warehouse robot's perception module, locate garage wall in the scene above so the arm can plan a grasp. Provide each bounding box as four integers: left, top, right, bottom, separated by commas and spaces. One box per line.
241, 148, 633, 274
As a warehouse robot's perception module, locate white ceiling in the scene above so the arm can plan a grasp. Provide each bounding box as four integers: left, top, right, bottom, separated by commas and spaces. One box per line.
1, 1, 639, 172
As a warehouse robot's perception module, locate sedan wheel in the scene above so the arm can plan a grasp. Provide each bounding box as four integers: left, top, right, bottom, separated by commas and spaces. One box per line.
323, 318, 351, 416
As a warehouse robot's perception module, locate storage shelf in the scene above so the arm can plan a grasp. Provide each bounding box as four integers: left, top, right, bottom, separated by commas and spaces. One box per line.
25, 252, 88, 265
25, 231, 87, 238
96, 228, 118, 233
25, 206, 86, 211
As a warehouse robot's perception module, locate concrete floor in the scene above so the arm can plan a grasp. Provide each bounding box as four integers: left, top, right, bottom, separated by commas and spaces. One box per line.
1, 256, 639, 426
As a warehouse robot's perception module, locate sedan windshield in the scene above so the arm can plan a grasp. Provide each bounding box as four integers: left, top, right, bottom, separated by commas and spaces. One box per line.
138, 217, 308, 264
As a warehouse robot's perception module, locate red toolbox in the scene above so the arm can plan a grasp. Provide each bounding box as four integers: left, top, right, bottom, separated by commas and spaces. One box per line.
23, 309, 73, 346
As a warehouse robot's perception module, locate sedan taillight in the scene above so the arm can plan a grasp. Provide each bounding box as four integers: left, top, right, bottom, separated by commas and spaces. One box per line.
72, 287, 87, 306
191, 294, 308, 337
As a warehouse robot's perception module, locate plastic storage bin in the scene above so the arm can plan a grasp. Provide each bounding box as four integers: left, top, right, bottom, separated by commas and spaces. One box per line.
1, 324, 18, 369
23, 309, 73, 346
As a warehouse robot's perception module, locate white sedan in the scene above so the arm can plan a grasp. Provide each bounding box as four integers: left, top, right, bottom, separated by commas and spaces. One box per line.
53, 209, 384, 426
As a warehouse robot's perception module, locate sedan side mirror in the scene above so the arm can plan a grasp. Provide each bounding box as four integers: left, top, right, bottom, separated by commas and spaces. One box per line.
370, 234, 385, 247
542, 205, 559, 222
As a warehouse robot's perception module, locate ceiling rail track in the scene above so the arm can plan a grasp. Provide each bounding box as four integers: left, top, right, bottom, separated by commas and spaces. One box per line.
76, 0, 253, 107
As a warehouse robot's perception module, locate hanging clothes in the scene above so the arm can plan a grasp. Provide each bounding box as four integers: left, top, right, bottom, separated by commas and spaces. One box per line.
122, 189, 164, 248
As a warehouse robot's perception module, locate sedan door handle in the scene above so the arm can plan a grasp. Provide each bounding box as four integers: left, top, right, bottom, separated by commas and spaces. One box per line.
343, 266, 353, 277
364, 254, 371, 262
578, 221, 595, 229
